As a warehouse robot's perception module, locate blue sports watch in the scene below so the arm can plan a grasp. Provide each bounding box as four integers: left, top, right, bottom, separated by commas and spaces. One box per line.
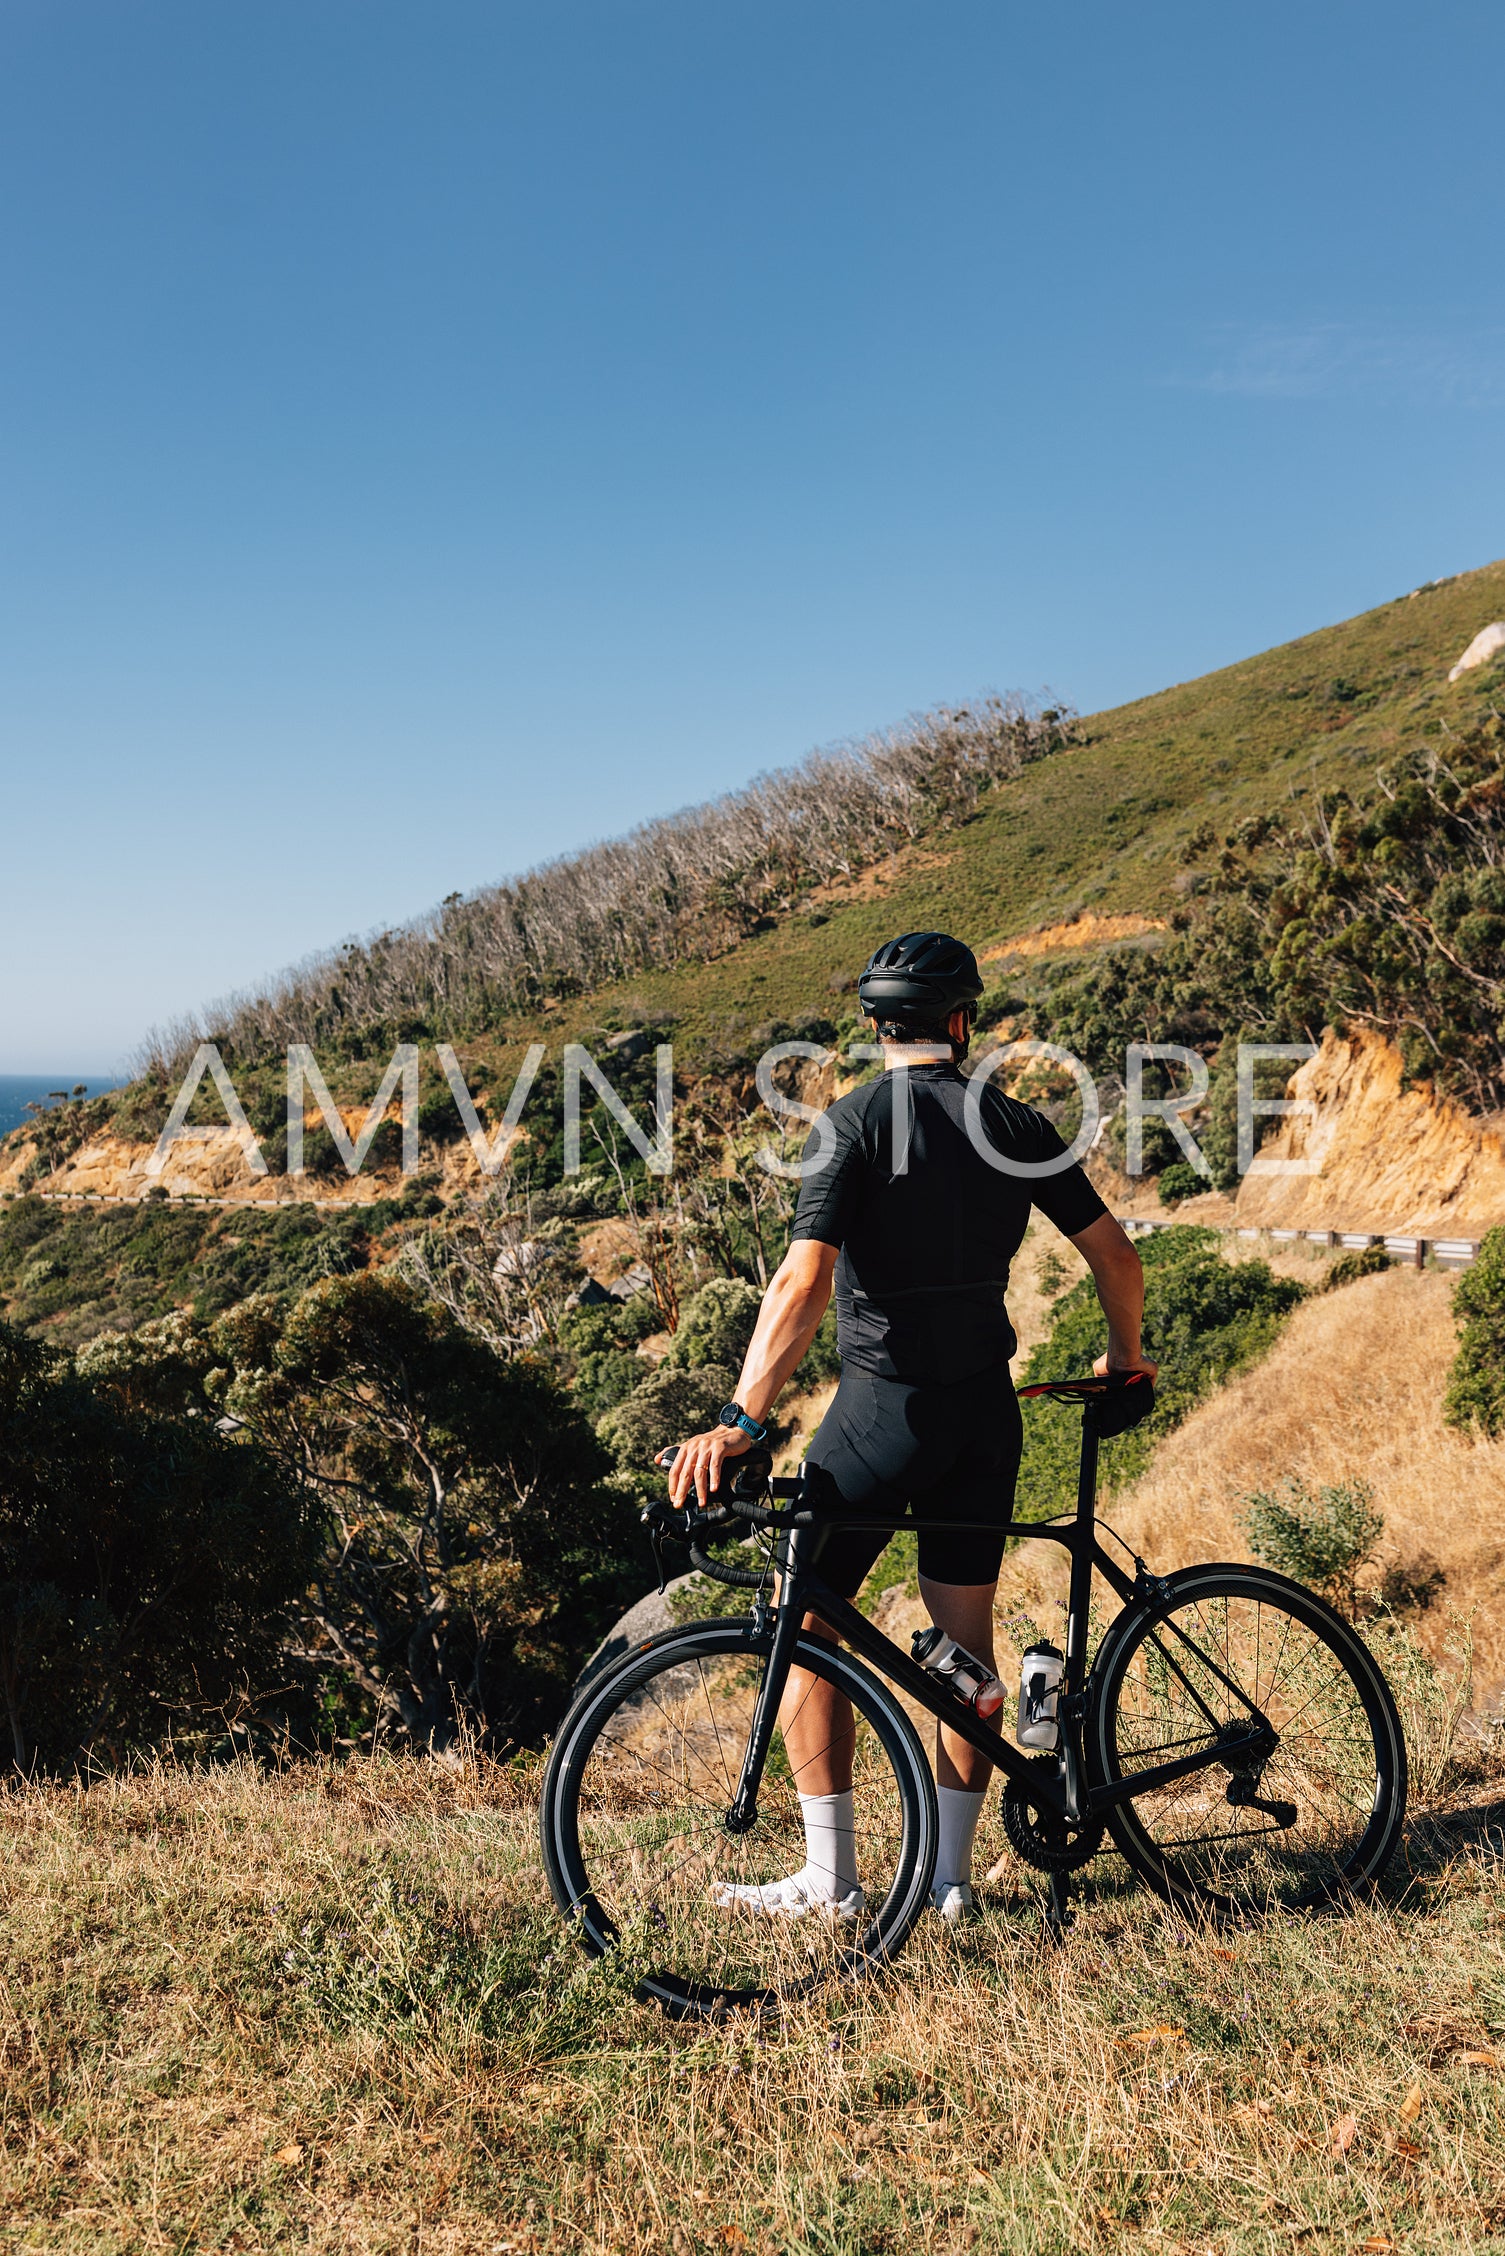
718, 1401, 769, 1444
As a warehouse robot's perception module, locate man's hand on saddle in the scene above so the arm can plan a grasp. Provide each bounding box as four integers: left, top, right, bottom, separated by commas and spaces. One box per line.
1093, 1351, 1159, 1383
660, 1423, 756, 1510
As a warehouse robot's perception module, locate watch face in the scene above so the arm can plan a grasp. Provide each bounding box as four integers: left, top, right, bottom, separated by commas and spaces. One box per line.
718, 1404, 742, 1427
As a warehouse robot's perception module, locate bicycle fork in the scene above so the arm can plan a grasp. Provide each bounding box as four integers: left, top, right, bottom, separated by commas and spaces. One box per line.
724, 1531, 804, 1833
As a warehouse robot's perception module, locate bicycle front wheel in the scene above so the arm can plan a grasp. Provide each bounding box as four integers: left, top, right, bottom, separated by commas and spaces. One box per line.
541, 1619, 937, 2018
1089, 1564, 1406, 1916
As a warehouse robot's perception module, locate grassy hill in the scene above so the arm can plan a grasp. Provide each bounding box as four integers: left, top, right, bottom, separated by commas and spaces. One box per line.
480, 556, 1505, 1057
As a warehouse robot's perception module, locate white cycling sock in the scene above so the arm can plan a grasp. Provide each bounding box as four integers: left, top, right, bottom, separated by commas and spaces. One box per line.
934, 1785, 987, 1891
797, 1789, 860, 1901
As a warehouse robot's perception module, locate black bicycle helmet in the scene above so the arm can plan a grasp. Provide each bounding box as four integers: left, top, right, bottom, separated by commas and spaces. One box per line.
857, 930, 984, 1023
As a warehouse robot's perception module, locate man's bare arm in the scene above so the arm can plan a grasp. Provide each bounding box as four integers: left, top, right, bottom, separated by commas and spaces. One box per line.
1067, 1212, 1158, 1378
666, 1239, 837, 1507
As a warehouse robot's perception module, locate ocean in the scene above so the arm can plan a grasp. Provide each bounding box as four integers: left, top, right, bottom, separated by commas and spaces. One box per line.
0, 1074, 123, 1141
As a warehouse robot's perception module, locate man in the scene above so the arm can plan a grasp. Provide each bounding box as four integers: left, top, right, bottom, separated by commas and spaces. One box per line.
667, 930, 1155, 1923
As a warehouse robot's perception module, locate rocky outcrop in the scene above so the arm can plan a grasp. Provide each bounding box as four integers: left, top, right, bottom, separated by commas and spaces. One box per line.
1447, 622, 1505, 682
1233, 1028, 1505, 1236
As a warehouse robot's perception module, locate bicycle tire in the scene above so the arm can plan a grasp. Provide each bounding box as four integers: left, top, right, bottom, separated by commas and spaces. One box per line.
1087, 1563, 1406, 1916
541, 1617, 937, 2019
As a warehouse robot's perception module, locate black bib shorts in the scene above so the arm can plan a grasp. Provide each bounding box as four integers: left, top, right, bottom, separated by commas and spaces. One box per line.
802, 1360, 1024, 1595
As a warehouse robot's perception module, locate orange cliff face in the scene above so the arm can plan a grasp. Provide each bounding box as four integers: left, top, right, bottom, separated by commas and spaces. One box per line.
0, 1117, 521, 1207
1230, 1028, 1505, 1238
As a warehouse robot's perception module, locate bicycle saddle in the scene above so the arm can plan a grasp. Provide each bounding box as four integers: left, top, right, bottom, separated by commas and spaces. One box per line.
1016, 1370, 1156, 1437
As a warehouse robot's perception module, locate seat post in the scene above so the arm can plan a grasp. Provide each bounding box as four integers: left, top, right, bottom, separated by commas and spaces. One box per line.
1075, 1408, 1100, 1525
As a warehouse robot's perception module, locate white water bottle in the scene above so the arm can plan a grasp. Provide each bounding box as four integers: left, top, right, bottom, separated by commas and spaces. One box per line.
911, 1627, 1006, 1718
1017, 1641, 1064, 1750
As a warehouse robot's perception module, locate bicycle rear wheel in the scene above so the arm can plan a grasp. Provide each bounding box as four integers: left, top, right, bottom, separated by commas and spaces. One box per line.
541, 1619, 936, 2018
1088, 1564, 1406, 1915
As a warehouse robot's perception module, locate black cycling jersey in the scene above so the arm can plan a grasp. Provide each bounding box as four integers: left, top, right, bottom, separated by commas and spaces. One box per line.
790, 1061, 1106, 1385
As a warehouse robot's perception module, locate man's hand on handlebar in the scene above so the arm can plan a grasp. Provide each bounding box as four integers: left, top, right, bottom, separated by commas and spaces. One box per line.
660, 1424, 756, 1509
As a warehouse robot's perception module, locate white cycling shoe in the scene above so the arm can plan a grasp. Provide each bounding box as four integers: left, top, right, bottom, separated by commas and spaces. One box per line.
712, 1872, 866, 1924
931, 1882, 976, 1925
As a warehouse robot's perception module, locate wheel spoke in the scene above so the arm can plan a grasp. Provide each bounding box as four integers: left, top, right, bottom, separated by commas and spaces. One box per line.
547, 1627, 927, 2016
1097, 1573, 1403, 1913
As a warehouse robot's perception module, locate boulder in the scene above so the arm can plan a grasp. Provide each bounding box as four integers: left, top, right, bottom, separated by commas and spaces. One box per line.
1447, 622, 1505, 681
572, 1575, 694, 1694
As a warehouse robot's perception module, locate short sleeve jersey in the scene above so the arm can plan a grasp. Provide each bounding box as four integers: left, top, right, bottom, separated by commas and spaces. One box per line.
790, 1061, 1107, 1385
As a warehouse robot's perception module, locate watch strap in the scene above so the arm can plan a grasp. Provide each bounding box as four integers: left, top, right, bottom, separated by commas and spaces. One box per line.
718, 1401, 769, 1443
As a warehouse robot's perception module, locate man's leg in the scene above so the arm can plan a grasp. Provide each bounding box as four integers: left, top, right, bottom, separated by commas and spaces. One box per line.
712, 1622, 860, 1917
918, 1575, 1001, 1790
775, 1617, 856, 1793
918, 1574, 1000, 1919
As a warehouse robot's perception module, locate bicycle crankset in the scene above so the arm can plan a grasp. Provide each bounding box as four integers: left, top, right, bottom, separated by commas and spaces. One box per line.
1001, 1757, 1106, 1873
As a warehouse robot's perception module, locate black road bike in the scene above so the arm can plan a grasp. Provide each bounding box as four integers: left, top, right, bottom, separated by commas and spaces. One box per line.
540, 1377, 1407, 2019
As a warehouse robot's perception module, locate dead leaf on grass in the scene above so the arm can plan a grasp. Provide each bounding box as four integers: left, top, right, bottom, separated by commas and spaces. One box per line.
1398, 2083, 1423, 2122
1457, 2049, 1504, 2068
272, 2142, 304, 2167
1329, 2113, 1358, 2156
1358, 2237, 1396, 2252
1119, 2024, 1185, 2047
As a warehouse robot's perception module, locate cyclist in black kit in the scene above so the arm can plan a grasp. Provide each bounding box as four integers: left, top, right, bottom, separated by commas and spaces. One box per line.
668, 931, 1154, 1923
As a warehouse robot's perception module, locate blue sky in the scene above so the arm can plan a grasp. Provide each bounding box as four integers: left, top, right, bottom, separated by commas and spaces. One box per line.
2, 0, 1502, 1071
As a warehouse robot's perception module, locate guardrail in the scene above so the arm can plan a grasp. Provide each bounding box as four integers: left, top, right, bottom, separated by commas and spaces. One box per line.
1117, 1217, 1483, 1268
3, 1189, 1493, 1266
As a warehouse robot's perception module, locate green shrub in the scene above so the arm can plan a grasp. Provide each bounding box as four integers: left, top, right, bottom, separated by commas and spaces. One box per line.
596, 1364, 737, 1472
571, 1347, 643, 1418
206, 1271, 637, 1747
1238, 1475, 1383, 1617
1320, 1245, 1392, 1292
1016, 1227, 1305, 1517
1156, 1161, 1205, 1207
1444, 1225, 1505, 1437
662, 1277, 761, 1373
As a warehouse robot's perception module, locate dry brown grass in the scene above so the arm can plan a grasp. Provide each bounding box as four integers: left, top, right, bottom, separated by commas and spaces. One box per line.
1099, 1267, 1505, 1697
5, 1755, 1505, 2255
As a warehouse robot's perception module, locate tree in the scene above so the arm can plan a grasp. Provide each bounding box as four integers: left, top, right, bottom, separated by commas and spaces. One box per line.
209, 1271, 643, 1748
0, 1320, 318, 1773
1444, 1224, 1505, 1438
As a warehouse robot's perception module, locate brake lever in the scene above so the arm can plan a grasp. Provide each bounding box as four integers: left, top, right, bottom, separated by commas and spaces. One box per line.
647, 1519, 670, 1596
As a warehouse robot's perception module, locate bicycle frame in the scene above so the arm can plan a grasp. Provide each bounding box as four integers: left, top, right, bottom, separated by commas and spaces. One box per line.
717, 1410, 1274, 1835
